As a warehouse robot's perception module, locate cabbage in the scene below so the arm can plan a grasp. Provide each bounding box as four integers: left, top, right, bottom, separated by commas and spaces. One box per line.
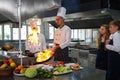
55, 66, 71, 74
25, 68, 37, 78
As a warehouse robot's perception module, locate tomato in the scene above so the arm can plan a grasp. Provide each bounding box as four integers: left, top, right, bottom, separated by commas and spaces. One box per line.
58, 61, 64, 65
3, 58, 10, 65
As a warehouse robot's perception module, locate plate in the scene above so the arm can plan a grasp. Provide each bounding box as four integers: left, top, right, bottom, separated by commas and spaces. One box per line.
53, 70, 73, 75
42, 65, 53, 71
29, 64, 44, 68
17, 55, 27, 58
80, 66, 84, 69
13, 72, 25, 76
30, 64, 53, 71
71, 66, 84, 70
7, 51, 22, 54
65, 63, 84, 70
65, 63, 75, 67
53, 66, 73, 75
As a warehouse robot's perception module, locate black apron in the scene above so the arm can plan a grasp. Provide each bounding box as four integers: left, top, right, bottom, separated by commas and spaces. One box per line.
96, 42, 108, 70
106, 39, 120, 80
54, 47, 69, 63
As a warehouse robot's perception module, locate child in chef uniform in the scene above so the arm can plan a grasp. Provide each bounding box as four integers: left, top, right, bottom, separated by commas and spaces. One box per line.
96, 24, 109, 70
106, 20, 120, 80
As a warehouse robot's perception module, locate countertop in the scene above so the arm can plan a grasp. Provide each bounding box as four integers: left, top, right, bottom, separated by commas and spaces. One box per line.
0, 50, 105, 80
0, 68, 106, 80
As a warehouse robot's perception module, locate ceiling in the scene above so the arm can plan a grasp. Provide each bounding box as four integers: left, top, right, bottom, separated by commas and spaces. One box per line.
47, 0, 120, 29
0, 0, 120, 29
48, 10, 114, 29
0, 0, 61, 22
39, 0, 120, 18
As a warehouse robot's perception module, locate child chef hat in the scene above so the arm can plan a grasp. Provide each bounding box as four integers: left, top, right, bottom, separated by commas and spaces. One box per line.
57, 7, 66, 19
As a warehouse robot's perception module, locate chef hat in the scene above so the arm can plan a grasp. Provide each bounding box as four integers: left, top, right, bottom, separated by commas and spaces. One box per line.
57, 7, 66, 19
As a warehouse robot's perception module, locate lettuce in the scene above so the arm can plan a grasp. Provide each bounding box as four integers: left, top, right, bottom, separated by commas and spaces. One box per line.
25, 68, 37, 78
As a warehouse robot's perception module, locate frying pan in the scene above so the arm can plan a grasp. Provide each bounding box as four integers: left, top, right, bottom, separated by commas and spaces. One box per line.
24, 50, 54, 64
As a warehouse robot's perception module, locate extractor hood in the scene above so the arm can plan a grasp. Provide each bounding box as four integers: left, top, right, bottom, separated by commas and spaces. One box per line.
0, 0, 61, 22
48, 8, 120, 29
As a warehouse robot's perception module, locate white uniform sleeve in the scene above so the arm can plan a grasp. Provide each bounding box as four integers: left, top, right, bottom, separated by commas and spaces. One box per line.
42, 35, 46, 51
106, 33, 120, 53
53, 30, 56, 43
60, 28, 71, 49
53, 30, 57, 47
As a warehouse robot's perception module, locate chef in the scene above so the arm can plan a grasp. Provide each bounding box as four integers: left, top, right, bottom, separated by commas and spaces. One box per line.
52, 7, 71, 63
25, 20, 46, 56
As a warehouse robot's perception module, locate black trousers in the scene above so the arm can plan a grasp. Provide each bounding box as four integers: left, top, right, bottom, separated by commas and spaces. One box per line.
106, 50, 120, 80
96, 50, 108, 70
54, 47, 69, 63
106, 39, 120, 80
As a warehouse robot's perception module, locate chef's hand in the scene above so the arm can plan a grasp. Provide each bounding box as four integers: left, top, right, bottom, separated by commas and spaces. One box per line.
52, 45, 60, 52
106, 40, 110, 45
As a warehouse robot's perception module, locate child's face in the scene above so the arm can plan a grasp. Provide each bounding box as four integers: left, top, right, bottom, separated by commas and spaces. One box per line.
109, 25, 118, 34
100, 26, 106, 35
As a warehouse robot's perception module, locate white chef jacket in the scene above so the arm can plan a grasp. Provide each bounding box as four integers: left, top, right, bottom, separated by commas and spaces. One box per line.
106, 31, 120, 53
53, 25, 71, 49
26, 33, 46, 53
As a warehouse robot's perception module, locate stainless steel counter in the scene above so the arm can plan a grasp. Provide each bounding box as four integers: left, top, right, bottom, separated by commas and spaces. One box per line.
0, 50, 106, 80
0, 68, 106, 80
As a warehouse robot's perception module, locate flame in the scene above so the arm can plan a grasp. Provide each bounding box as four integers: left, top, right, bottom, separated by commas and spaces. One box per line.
28, 27, 54, 62
36, 49, 53, 62
28, 30, 39, 46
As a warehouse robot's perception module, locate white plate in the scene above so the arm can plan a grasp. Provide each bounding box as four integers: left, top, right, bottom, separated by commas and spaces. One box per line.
65, 63, 75, 65
80, 66, 84, 69
65, 63, 75, 67
17, 55, 27, 58
30, 64, 53, 71
29, 64, 44, 68
65, 63, 84, 70
13, 72, 25, 76
71, 66, 84, 70
53, 70, 73, 75
42, 65, 53, 71
7, 51, 22, 54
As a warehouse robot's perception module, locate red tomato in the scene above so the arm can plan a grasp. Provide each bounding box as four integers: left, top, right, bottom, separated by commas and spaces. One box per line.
3, 59, 10, 65
58, 61, 64, 65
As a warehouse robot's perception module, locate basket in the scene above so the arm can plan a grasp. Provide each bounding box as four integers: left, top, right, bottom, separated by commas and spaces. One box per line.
0, 68, 14, 76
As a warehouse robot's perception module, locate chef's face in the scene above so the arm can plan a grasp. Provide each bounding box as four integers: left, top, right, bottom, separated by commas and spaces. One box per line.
109, 25, 118, 34
30, 21, 38, 32
30, 21, 37, 27
56, 16, 64, 27
100, 26, 106, 35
